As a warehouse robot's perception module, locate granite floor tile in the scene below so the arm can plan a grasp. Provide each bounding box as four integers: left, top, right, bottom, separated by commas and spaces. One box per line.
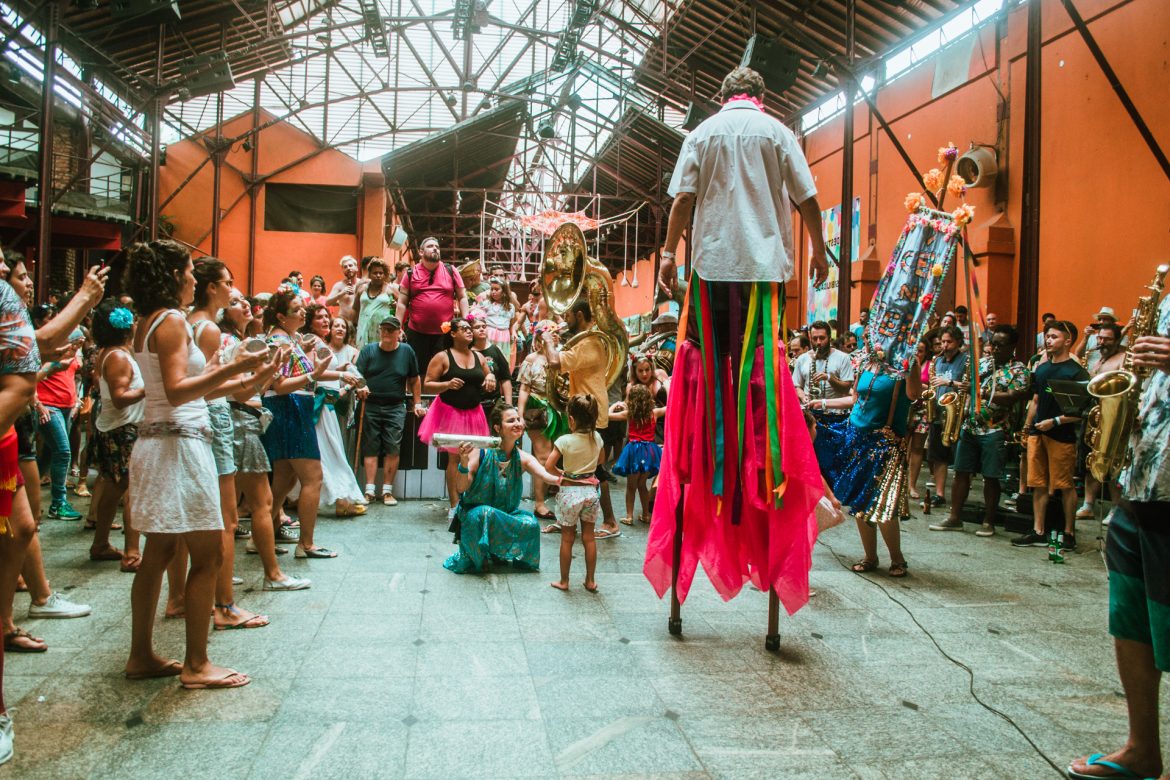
545, 715, 704, 776
403, 719, 557, 778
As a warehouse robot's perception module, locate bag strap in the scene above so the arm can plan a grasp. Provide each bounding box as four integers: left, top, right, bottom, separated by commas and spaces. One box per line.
885, 376, 904, 429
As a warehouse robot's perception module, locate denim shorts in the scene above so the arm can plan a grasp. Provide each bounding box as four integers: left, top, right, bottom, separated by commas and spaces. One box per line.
207, 402, 237, 476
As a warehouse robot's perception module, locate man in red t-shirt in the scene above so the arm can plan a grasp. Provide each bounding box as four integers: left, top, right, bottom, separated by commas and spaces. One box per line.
395, 236, 468, 374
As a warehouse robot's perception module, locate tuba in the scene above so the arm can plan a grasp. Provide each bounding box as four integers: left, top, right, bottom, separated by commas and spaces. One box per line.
540, 222, 629, 413
1086, 264, 1169, 482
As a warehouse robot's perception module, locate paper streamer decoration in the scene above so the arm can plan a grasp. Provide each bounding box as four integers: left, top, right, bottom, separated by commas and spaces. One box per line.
857, 207, 962, 378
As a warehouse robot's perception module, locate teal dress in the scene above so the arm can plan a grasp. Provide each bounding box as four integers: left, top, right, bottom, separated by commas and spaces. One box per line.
444, 448, 541, 573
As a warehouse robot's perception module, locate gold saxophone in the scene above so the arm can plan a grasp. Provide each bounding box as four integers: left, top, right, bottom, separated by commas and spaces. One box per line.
1086, 263, 1170, 482
922, 360, 937, 424
539, 222, 629, 413
938, 361, 970, 447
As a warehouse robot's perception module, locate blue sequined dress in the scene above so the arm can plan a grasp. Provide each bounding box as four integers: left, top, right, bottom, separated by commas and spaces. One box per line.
444, 448, 541, 573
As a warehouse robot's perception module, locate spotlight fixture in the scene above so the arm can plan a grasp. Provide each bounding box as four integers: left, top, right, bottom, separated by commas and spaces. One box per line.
536, 119, 556, 139
158, 145, 168, 166
241, 138, 254, 153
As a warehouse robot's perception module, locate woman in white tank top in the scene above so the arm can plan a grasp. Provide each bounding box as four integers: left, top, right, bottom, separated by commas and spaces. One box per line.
122, 240, 268, 690
88, 301, 144, 568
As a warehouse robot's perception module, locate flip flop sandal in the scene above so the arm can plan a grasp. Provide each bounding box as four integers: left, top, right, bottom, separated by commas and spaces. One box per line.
583, 583, 599, 593
180, 670, 251, 690
639, 514, 652, 524
4, 627, 47, 653
214, 605, 270, 631
74, 484, 91, 497
1067, 754, 1154, 780
534, 508, 555, 520
888, 561, 909, 578
619, 517, 633, 526
125, 659, 182, 680
89, 547, 123, 561
595, 529, 622, 540
295, 545, 338, 559
541, 524, 560, 534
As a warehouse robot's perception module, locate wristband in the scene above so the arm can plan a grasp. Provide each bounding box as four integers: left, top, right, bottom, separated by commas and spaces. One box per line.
661, 250, 676, 260
457, 464, 470, 474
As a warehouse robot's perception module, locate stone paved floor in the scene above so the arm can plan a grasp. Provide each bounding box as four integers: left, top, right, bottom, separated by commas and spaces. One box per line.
3, 482, 1158, 779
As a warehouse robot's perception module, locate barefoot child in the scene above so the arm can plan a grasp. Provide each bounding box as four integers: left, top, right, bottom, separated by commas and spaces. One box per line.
608, 384, 665, 525
546, 394, 604, 592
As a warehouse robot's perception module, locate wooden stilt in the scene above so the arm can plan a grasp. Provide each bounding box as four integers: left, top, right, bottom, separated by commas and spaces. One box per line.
668, 497, 683, 636
765, 587, 781, 651
352, 399, 366, 481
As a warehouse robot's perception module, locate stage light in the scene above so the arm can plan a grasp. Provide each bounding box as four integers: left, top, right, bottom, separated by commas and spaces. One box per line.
537, 119, 556, 139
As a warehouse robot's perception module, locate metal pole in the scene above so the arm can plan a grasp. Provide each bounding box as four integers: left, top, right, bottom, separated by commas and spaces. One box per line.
211, 85, 224, 257
36, 0, 60, 297
147, 25, 164, 241
247, 78, 261, 293
1016, 0, 1043, 353
668, 497, 683, 635
836, 0, 856, 337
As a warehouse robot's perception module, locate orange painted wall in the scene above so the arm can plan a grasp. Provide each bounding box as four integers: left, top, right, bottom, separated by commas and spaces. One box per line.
797, 0, 1170, 335
160, 108, 396, 294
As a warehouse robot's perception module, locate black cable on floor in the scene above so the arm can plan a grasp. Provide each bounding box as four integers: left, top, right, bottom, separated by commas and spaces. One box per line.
817, 539, 1066, 777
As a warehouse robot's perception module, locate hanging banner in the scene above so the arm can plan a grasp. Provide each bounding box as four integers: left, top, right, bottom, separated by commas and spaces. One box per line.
858, 207, 962, 378
807, 197, 860, 325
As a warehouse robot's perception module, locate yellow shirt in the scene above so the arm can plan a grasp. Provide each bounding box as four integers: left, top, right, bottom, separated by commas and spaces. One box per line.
555, 431, 604, 478
558, 333, 609, 429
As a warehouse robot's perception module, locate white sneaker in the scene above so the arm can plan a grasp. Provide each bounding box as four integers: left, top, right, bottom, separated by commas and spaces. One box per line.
1075, 503, 1094, 519
28, 592, 91, 619
262, 575, 311, 591
0, 711, 12, 765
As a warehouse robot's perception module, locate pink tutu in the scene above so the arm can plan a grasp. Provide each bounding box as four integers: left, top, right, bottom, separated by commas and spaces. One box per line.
417, 397, 489, 452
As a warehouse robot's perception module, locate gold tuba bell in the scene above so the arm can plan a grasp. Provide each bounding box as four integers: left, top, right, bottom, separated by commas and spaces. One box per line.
540, 222, 629, 413
1086, 264, 1169, 482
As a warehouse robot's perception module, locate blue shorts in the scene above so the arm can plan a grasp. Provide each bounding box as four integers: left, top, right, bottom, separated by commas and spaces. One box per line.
953, 428, 1006, 479
207, 402, 237, 476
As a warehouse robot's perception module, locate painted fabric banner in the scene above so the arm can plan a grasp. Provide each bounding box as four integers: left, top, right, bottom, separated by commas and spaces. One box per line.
807, 197, 860, 325
858, 207, 961, 379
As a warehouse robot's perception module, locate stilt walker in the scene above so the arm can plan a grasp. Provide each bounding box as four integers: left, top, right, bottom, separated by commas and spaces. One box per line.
642, 66, 828, 646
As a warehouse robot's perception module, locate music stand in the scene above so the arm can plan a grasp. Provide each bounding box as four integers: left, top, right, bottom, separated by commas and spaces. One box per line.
1048, 379, 1093, 417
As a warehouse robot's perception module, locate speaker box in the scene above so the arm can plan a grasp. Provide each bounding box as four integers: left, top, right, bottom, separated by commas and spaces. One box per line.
111, 0, 181, 23
387, 225, 408, 250
739, 35, 802, 94
179, 54, 235, 99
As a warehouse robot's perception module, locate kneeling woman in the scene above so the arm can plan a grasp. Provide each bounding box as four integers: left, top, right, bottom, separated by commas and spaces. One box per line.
823, 354, 922, 578
445, 403, 559, 573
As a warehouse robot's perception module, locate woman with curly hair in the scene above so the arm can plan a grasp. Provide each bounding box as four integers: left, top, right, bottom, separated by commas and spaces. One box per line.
122, 239, 268, 689
262, 288, 335, 558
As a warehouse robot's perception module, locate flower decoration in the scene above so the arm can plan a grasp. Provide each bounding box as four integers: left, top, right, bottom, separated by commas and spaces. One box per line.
937, 143, 958, 164
875, 348, 885, 361
947, 175, 967, 198
904, 192, 924, 213
922, 168, 944, 192
952, 203, 976, 227
902, 358, 911, 370
467, 307, 486, 323
440, 321, 452, 334
109, 307, 134, 330
931, 263, 945, 278
920, 292, 935, 309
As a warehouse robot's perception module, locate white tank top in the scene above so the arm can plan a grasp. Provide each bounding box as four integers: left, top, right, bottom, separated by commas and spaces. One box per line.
135, 309, 209, 428
192, 319, 228, 408
96, 347, 145, 432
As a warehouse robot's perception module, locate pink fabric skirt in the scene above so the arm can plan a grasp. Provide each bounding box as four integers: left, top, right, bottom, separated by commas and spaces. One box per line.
417, 397, 489, 452
642, 341, 823, 616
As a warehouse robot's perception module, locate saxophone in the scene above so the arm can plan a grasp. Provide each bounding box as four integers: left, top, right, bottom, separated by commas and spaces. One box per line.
1086, 264, 1170, 482
938, 359, 969, 447
922, 359, 938, 424
539, 222, 629, 413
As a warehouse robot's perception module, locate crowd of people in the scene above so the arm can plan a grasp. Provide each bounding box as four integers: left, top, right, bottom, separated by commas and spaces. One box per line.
0, 231, 678, 764
0, 62, 1165, 778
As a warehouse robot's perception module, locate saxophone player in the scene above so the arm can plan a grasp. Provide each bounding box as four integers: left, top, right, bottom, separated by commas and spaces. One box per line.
1011, 320, 1089, 550
1068, 276, 1170, 780
792, 320, 855, 476
925, 325, 969, 506
1077, 322, 1127, 518
929, 325, 1029, 534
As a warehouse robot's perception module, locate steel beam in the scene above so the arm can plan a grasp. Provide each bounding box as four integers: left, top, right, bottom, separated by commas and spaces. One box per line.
36, 0, 60, 297
838, 0, 855, 335
1016, 0, 1043, 354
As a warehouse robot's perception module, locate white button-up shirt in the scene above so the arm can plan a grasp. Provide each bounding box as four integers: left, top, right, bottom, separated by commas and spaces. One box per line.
668, 99, 816, 284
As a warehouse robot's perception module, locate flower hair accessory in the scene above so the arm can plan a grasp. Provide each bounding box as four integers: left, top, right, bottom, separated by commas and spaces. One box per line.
109, 307, 134, 330
440, 321, 452, 334
937, 143, 958, 164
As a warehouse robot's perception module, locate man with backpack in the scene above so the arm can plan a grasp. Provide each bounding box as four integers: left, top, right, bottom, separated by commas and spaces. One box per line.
395, 236, 468, 373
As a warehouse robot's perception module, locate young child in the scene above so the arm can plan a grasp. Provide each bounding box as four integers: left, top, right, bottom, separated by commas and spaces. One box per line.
546, 394, 604, 593
609, 384, 665, 525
